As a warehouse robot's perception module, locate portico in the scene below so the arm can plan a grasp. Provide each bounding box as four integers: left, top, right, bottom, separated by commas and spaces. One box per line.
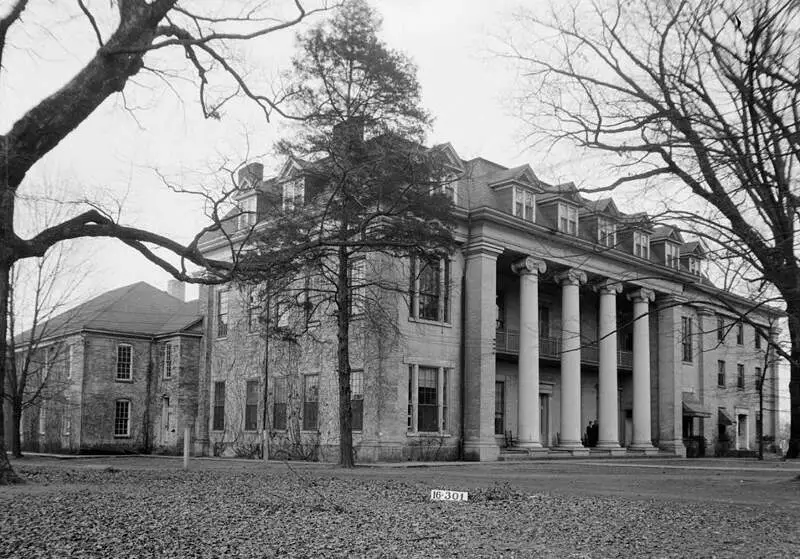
471, 249, 663, 458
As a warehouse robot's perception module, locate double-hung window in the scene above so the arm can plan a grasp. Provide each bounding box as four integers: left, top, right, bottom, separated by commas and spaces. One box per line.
245, 380, 259, 431
736, 364, 745, 389
237, 196, 257, 230
163, 342, 178, 379
407, 364, 449, 433
351, 370, 364, 431
282, 179, 304, 211
557, 203, 578, 235
513, 187, 535, 222
410, 256, 450, 323
212, 381, 225, 431
633, 231, 650, 259
665, 243, 679, 269
598, 217, 617, 247
736, 323, 744, 345
350, 258, 366, 316
303, 374, 319, 431
272, 377, 287, 431
717, 360, 726, 387
717, 316, 725, 342
114, 400, 131, 437
681, 317, 693, 362
217, 290, 229, 338
116, 344, 132, 381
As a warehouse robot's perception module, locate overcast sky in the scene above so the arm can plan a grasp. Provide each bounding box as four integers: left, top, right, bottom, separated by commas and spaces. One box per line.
3, 0, 645, 300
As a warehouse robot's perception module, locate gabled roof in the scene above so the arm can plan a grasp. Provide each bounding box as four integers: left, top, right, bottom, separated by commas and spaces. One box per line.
651, 225, 685, 243
488, 164, 539, 187
680, 240, 707, 257
14, 282, 202, 345
430, 143, 466, 173
580, 197, 622, 218
277, 157, 313, 181
538, 182, 582, 204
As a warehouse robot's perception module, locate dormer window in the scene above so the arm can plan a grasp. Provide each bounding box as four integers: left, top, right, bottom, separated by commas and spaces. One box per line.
688, 257, 700, 275
558, 203, 578, 235
633, 230, 650, 259
598, 217, 617, 247
665, 242, 679, 269
237, 196, 257, 230
431, 176, 458, 204
513, 187, 535, 222
282, 179, 304, 211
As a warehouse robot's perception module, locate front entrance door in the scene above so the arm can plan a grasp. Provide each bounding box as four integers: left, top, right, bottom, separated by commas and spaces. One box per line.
539, 394, 550, 447
737, 414, 748, 450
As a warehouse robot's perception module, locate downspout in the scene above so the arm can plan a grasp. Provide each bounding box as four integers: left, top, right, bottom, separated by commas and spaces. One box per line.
261, 295, 270, 460
458, 212, 474, 461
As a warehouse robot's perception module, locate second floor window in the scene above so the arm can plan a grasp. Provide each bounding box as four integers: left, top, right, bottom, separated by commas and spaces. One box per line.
633, 231, 650, 259
736, 322, 744, 345
513, 187, 535, 222
237, 196, 257, 230
755, 330, 763, 350
282, 179, 304, 211
717, 360, 726, 387
303, 374, 319, 431
350, 258, 366, 316
717, 316, 725, 342
737, 364, 745, 389
681, 317, 693, 362
557, 203, 578, 235
665, 242, 679, 269
217, 290, 229, 338
163, 342, 178, 379
116, 344, 132, 381
598, 217, 617, 247
410, 256, 450, 323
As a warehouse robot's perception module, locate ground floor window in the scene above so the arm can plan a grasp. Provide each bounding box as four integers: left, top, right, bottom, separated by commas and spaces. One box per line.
407, 364, 449, 433
272, 377, 287, 431
495, 381, 505, 435
303, 374, 319, 431
212, 381, 225, 431
245, 380, 259, 431
351, 370, 364, 432
114, 400, 130, 437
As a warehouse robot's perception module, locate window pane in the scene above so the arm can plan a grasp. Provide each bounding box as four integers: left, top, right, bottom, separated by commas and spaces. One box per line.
114, 401, 130, 436
217, 290, 229, 337
213, 381, 225, 431
417, 367, 438, 432
116, 345, 132, 380
418, 257, 441, 321
303, 375, 319, 430
245, 380, 259, 431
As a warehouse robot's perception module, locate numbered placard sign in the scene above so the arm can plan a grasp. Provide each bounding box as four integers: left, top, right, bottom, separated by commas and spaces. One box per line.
430, 489, 468, 502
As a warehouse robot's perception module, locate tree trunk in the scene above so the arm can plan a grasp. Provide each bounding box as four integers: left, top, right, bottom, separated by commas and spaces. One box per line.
11, 401, 22, 458
787, 307, 800, 460
0, 257, 23, 484
758, 380, 764, 461
336, 245, 354, 468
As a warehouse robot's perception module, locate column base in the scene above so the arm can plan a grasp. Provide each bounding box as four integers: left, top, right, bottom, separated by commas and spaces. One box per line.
628, 443, 659, 456
516, 440, 544, 450
593, 444, 627, 457
555, 442, 590, 456
463, 440, 500, 462
193, 438, 210, 457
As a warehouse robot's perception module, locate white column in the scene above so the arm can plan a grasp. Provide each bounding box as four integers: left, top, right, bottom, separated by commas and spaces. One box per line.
512, 256, 546, 448
628, 288, 656, 452
556, 269, 586, 451
595, 280, 623, 451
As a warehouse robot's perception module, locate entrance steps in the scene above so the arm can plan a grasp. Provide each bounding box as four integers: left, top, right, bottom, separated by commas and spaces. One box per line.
498, 447, 677, 461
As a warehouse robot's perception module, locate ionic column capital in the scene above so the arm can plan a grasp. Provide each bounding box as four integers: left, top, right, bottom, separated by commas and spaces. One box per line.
594, 279, 623, 296
511, 256, 546, 276
554, 268, 587, 287
694, 305, 715, 317
627, 288, 655, 304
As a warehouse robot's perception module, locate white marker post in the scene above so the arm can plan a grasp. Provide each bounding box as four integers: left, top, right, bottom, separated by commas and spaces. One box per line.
183, 426, 190, 471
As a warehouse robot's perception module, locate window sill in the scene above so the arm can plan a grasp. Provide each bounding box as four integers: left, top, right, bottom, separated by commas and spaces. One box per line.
113, 435, 131, 439
408, 317, 452, 328
300, 429, 320, 434
682, 360, 693, 365
115, 378, 133, 383
407, 432, 451, 438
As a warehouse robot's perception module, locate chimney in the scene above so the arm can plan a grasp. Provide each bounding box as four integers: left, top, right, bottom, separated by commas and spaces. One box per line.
238, 162, 264, 189
167, 280, 186, 302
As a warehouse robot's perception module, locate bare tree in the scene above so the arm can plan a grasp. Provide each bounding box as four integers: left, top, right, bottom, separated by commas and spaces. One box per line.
508, 0, 800, 457
0, 1, 331, 484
